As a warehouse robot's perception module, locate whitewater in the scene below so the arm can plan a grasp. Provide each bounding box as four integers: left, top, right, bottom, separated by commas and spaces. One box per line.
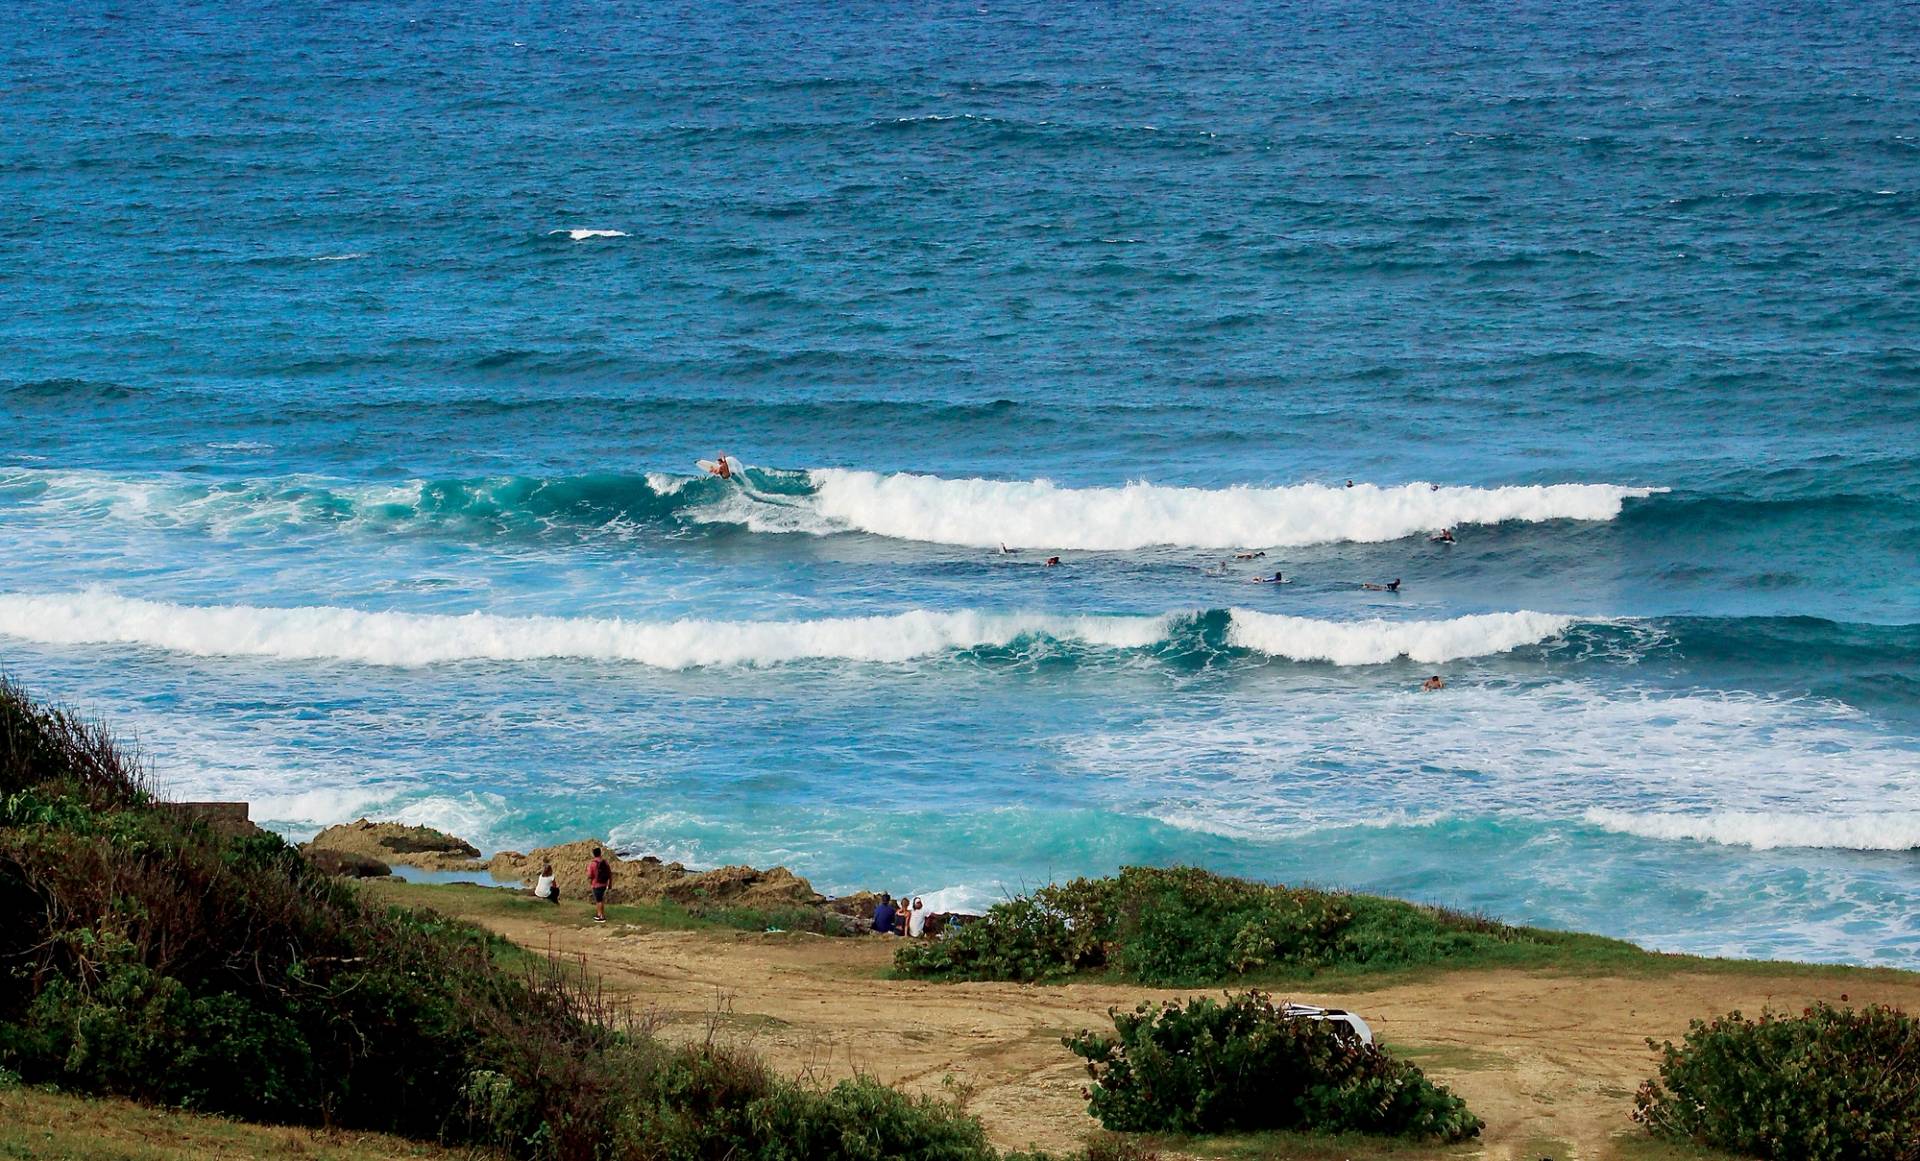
0, 465, 1664, 550
0, 592, 1577, 669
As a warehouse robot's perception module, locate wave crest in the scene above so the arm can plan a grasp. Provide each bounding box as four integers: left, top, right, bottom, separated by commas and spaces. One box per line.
0, 466, 1660, 550
0, 592, 1578, 670
1227, 609, 1576, 665
807, 470, 1662, 550
1586, 808, 1920, 851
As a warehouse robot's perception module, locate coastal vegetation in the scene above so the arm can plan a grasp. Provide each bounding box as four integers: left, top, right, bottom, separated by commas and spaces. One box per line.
893, 864, 1609, 986
1632, 1002, 1920, 1161
0, 678, 1051, 1160
1064, 991, 1482, 1142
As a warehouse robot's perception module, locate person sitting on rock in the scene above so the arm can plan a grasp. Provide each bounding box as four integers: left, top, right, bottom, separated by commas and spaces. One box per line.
908, 896, 930, 938
535, 860, 560, 905
871, 893, 899, 936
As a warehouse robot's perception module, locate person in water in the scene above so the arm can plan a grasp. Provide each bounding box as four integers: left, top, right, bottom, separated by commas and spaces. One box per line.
1431, 527, 1456, 543
1254, 571, 1286, 583
710, 453, 732, 480
1044, 556, 1061, 567
1235, 550, 1266, 560
1422, 675, 1445, 691
1362, 578, 1402, 592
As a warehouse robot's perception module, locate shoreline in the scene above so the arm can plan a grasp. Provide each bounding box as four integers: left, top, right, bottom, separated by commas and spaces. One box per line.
301, 813, 1920, 979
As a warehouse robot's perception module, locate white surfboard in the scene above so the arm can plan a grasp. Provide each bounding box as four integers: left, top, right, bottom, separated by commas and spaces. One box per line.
696, 457, 740, 479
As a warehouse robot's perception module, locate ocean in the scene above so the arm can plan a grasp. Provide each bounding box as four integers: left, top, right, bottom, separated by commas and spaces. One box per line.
2, 0, 1916, 965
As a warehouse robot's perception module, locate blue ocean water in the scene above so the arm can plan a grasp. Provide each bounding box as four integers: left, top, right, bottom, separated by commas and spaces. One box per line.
3, 1, 1917, 964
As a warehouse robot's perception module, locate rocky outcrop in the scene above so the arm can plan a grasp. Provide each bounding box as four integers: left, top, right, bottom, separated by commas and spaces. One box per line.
486, 841, 822, 909
305, 819, 482, 871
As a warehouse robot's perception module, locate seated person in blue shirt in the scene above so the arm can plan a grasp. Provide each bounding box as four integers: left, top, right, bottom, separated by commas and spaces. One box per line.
871, 893, 899, 935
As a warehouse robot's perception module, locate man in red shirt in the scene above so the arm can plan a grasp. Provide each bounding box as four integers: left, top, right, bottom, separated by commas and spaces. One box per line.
587, 847, 614, 923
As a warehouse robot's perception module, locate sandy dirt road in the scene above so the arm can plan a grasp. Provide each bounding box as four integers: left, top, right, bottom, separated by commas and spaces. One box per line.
457, 903, 1920, 1160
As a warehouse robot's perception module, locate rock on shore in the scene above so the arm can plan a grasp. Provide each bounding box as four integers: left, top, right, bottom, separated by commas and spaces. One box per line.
487, 840, 823, 909
303, 819, 481, 871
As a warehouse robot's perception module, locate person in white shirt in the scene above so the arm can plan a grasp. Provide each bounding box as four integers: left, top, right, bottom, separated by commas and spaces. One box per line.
534, 861, 559, 904
908, 897, 929, 937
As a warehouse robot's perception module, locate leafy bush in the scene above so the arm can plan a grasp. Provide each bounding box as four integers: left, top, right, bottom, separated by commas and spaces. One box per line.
899, 865, 1535, 986
1065, 992, 1481, 1142
1633, 1002, 1920, 1161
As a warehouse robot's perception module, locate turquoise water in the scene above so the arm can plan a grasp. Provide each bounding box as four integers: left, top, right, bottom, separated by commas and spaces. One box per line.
3, 2, 1917, 964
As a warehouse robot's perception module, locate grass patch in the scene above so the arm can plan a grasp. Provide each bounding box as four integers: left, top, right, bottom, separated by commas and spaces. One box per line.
0, 1085, 496, 1160
357, 880, 842, 939
1149, 1127, 1479, 1160
895, 865, 1920, 989
1387, 1043, 1513, 1073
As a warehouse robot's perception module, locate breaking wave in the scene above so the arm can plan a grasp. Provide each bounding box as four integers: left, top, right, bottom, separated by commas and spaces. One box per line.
1227, 609, 1574, 665
1586, 808, 1920, 851
806, 471, 1664, 550
0, 465, 1661, 550
0, 592, 1581, 670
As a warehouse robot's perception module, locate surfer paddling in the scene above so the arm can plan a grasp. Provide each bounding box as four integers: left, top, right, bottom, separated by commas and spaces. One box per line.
1430, 528, 1455, 544
1361, 578, 1402, 592
1253, 571, 1287, 584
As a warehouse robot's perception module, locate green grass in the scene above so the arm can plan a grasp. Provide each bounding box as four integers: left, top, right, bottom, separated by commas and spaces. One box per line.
0, 1086, 499, 1161
357, 880, 843, 940
897, 866, 1920, 990
1123, 1127, 1741, 1161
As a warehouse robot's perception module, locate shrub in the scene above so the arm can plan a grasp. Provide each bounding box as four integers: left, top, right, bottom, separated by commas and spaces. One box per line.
1064, 991, 1481, 1142
1633, 1002, 1920, 1161
900, 865, 1532, 986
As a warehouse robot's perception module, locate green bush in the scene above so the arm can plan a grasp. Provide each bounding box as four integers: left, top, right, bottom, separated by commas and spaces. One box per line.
899, 865, 1533, 986
1065, 991, 1481, 1142
1633, 1002, 1920, 1161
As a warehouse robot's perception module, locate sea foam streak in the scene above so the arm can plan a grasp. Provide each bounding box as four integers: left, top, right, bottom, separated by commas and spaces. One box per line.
807, 470, 1663, 550
0, 592, 1577, 669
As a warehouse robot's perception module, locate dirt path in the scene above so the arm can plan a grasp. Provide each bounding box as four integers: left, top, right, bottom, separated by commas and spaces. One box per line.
468, 905, 1920, 1159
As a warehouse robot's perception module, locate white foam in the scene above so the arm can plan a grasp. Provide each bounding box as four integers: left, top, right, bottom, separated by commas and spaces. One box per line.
1064, 683, 1920, 844
805, 470, 1663, 550
0, 591, 1173, 669
1585, 809, 1920, 851
310, 252, 367, 262
551, 228, 628, 241
1228, 609, 1574, 665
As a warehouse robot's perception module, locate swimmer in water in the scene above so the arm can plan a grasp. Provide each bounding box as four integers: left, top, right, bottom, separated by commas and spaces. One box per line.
1345, 479, 1355, 488
1431, 528, 1455, 544
999, 542, 1015, 555
1361, 578, 1402, 592
1043, 556, 1061, 567
1421, 675, 1445, 691
1234, 550, 1266, 560
1253, 571, 1286, 584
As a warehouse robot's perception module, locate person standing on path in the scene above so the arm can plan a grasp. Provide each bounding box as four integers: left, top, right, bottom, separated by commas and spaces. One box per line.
587, 847, 614, 922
